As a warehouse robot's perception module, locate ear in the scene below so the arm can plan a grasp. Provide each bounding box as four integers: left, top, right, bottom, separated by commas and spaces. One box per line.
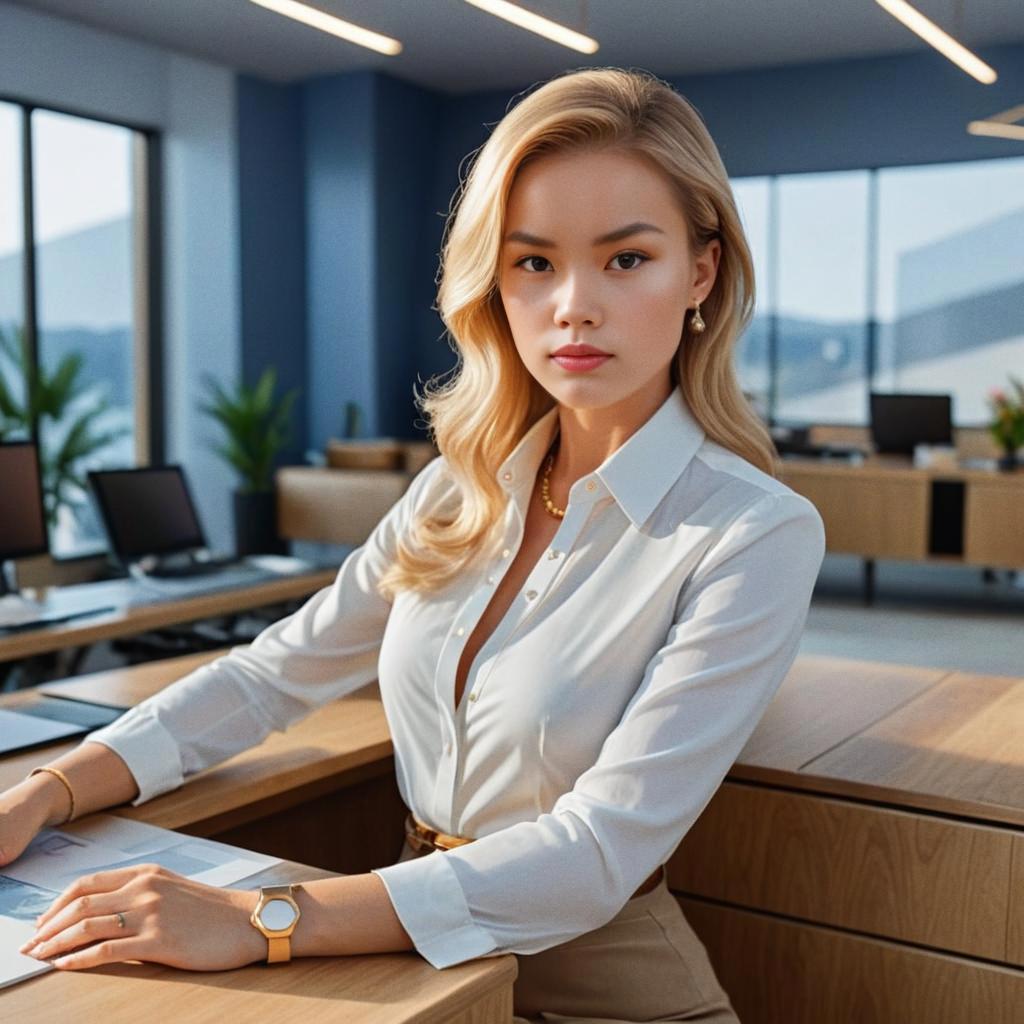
692, 237, 721, 304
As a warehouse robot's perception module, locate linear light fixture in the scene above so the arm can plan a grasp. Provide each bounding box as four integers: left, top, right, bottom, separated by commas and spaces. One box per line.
248, 0, 402, 56
463, 0, 599, 54
967, 104, 1024, 141
874, 0, 996, 84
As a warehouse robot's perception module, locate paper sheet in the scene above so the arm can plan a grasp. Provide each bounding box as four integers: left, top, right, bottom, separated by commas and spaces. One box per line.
1, 814, 282, 990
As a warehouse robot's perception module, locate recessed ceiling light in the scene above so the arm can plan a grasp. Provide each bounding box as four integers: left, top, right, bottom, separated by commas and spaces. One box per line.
874, 0, 996, 84
463, 0, 599, 54
248, 0, 402, 56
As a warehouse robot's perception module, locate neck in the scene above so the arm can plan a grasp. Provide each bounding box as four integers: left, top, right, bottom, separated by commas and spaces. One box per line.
547, 378, 673, 489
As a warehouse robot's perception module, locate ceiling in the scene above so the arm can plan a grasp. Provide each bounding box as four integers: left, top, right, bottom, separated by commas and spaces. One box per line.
8, 0, 1024, 95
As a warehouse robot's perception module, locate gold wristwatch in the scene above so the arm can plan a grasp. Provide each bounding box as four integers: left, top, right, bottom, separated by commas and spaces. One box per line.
249, 884, 303, 963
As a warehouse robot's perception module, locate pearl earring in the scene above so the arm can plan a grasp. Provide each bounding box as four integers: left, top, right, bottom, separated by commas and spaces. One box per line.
690, 300, 706, 334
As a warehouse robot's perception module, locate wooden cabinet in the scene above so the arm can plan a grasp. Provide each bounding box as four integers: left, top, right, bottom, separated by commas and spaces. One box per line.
681, 899, 1024, 1024
664, 662, 1024, 1023
671, 783, 1014, 964
964, 477, 1024, 566
783, 469, 929, 559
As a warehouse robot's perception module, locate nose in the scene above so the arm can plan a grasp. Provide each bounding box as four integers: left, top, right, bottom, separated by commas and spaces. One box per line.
553, 270, 603, 330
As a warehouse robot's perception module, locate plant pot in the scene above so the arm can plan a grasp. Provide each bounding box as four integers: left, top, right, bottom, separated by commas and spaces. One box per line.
233, 490, 287, 557
997, 449, 1020, 472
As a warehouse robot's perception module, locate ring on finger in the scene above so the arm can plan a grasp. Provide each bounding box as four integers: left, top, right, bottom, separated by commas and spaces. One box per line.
115, 911, 126, 929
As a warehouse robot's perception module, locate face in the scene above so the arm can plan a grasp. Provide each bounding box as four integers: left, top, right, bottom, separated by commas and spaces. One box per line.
498, 147, 720, 415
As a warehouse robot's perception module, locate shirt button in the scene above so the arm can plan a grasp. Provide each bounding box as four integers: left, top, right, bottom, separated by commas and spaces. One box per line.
547, 549, 561, 559
525, 589, 537, 600
486, 575, 496, 584
468, 691, 479, 702
455, 627, 465, 636
501, 548, 511, 558
502, 471, 513, 481
586, 480, 597, 492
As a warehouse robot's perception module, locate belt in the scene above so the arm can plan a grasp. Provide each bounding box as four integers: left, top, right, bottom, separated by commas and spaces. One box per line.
403, 813, 665, 899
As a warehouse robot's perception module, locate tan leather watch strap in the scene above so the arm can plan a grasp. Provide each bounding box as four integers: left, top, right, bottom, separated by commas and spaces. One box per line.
267, 935, 291, 964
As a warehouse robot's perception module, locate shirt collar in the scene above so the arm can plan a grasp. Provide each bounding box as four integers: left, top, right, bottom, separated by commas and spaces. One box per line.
496, 386, 705, 530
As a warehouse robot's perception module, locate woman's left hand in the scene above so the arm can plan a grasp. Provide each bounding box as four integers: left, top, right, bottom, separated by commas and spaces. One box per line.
17, 864, 266, 972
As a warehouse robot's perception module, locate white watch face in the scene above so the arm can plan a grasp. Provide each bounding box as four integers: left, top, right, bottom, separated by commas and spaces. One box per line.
260, 898, 297, 931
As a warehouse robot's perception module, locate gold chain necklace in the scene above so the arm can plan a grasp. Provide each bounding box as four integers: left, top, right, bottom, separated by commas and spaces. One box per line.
540, 434, 565, 520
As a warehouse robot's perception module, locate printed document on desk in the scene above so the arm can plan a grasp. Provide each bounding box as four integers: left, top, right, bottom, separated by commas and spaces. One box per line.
0, 814, 282, 989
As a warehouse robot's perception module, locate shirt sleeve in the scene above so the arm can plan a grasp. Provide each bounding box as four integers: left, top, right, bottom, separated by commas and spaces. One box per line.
371, 490, 826, 969
84, 455, 446, 805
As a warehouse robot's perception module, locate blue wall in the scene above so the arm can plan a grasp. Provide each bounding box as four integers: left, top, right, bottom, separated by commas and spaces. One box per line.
237, 76, 307, 467
303, 72, 377, 447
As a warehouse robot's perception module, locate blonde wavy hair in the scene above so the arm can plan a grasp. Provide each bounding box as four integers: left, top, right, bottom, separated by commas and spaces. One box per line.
377, 67, 776, 600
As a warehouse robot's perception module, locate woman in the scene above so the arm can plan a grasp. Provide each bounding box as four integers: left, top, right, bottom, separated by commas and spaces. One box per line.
2, 68, 824, 1022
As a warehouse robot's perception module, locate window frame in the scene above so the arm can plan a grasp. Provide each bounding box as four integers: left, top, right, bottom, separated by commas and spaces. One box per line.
0, 93, 163, 564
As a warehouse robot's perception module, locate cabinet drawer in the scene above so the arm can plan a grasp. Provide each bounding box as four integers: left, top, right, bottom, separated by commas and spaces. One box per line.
669, 782, 1015, 964
680, 897, 1024, 1024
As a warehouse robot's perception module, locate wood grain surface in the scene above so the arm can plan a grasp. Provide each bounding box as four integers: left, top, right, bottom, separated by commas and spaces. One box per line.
682, 897, 1024, 1024
670, 781, 1016, 964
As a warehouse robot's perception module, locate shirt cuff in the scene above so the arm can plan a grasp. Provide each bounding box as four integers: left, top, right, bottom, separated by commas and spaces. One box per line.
371, 850, 497, 969
84, 709, 185, 805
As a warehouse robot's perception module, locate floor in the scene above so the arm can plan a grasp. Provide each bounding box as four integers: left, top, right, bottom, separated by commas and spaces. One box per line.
801, 555, 1023, 679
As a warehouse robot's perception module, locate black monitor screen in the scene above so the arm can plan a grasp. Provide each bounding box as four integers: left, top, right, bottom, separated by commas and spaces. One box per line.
0, 442, 49, 561
870, 393, 953, 455
88, 466, 207, 562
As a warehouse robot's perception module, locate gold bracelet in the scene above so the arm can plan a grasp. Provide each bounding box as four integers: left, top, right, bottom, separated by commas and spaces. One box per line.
28, 766, 75, 825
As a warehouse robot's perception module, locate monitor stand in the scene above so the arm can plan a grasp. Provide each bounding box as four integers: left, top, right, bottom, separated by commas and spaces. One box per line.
128, 548, 228, 580
0, 559, 45, 627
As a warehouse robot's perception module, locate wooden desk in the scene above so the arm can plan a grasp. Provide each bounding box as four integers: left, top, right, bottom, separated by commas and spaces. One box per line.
6, 650, 1023, 1022
775, 456, 1024, 602
0, 653, 516, 1022
1, 855, 514, 1022
673, 653, 1024, 1023
0, 569, 337, 665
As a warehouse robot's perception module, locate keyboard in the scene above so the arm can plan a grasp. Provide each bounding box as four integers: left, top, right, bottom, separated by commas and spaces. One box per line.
0, 593, 118, 631
145, 556, 243, 579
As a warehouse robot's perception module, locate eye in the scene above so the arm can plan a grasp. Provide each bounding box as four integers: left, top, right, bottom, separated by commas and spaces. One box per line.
609, 250, 649, 271
515, 255, 552, 273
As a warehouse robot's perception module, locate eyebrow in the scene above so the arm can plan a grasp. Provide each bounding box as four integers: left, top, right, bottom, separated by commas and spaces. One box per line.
502, 221, 666, 248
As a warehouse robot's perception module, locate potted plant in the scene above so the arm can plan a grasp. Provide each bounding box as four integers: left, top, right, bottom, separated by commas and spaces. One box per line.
0, 324, 130, 531
986, 375, 1024, 472
199, 367, 299, 555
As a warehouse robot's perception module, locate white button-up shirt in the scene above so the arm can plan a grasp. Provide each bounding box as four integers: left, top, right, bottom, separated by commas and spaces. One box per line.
87, 385, 826, 970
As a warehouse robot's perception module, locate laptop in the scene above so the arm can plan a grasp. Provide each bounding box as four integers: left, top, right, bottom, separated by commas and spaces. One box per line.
0, 696, 127, 756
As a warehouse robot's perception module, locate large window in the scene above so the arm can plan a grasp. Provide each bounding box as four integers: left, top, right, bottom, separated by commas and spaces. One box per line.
731, 155, 1024, 428
0, 100, 154, 559
875, 158, 1024, 423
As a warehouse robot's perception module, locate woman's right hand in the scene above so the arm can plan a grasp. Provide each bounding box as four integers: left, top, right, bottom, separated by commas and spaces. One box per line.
0, 773, 70, 867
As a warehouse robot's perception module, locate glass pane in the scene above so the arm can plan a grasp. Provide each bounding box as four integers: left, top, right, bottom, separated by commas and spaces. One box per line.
776, 170, 870, 424
731, 176, 771, 421
32, 109, 138, 557
0, 102, 26, 440
875, 156, 1024, 424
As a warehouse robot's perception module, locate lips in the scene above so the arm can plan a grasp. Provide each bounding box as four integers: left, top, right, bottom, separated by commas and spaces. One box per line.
551, 345, 612, 357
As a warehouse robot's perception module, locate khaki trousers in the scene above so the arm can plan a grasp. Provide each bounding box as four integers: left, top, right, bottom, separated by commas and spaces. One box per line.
396, 839, 739, 1022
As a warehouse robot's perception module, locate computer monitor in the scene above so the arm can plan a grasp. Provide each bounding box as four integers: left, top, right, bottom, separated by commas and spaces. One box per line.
0, 441, 48, 597
869, 393, 953, 455
88, 465, 208, 565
